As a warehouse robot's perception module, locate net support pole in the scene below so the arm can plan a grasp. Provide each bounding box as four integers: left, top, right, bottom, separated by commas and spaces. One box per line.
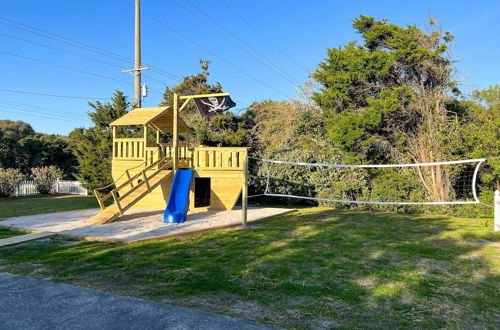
494, 190, 500, 232
242, 152, 248, 226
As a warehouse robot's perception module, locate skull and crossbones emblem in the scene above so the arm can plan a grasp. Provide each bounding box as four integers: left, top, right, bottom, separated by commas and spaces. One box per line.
200, 97, 229, 113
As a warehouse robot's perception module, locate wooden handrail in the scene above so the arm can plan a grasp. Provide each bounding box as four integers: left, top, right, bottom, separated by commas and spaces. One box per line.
114, 138, 144, 141
94, 157, 172, 210
112, 159, 172, 205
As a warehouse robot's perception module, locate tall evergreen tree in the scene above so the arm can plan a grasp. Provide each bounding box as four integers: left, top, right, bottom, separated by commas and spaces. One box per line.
69, 90, 130, 190
312, 16, 458, 202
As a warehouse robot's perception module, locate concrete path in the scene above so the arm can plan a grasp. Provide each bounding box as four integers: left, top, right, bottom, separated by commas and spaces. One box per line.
0, 273, 276, 330
0, 232, 55, 247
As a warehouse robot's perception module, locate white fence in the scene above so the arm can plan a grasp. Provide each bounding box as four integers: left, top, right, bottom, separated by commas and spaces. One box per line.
14, 180, 88, 196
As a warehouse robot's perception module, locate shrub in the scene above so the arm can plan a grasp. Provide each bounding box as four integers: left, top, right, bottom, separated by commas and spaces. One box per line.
0, 168, 25, 197
31, 166, 63, 194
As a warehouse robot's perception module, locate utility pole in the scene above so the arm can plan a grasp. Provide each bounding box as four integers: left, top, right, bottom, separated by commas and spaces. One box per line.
134, 0, 141, 108
123, 0, 149, 108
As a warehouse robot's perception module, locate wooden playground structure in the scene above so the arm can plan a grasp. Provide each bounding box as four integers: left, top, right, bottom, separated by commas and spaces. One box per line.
89, 92, 249, 225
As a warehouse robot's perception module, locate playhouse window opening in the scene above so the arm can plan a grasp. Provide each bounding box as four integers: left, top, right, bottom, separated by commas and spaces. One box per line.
195, 177, 211, 207
117, 125, 143, 138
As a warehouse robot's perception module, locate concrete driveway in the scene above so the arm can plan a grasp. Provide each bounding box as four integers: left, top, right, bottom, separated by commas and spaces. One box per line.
0, 273, 277, 330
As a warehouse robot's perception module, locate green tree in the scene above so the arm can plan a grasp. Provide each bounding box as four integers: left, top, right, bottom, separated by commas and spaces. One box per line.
243, 99, 364, 205
17, 134, 77, 178
69, 90, 130, 190
160, 59, 247, 146
446, 86, 500, 217
88, 90, 129, 129
312, 15, 458, 202
0, 120, 35, 169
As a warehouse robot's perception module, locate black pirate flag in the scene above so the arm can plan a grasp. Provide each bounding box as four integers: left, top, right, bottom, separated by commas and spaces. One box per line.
194, 95, 236, 117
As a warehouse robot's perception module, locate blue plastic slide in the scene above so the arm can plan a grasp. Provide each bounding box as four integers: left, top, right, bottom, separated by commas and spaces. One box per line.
163, 168, 194, 223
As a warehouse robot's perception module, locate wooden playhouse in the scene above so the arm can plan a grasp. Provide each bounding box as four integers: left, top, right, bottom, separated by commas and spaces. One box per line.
89, 93, 249, 224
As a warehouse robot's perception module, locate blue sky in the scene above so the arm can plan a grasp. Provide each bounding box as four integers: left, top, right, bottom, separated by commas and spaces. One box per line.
1, 0, 499, 135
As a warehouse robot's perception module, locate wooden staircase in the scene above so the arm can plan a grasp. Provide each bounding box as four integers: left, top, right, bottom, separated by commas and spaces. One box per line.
89, 158, 173, 224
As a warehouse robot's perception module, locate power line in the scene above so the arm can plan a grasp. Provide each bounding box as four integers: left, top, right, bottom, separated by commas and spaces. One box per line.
120, 0, 291, 98
0, 16, 182, 82
173, 0, 300, 86
0, 50, 163, 94
0, 89, 109, 100
0, 102, 89, 123
0, 32, 173, 87
0, 50, 130, 84
0, 98, 88, 119
218, 0, 310, 73
0, 107, 89, 124
0, 102, 88, 123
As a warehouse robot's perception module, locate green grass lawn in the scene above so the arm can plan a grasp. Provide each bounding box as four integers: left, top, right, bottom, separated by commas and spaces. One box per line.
0, 208, 498, 329
0, 195, 100, 219
0, 228, 25, 239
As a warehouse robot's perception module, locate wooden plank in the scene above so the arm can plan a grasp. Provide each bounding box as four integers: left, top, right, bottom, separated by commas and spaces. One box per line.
114, 138, 144, 141
179, 92, 229, 99
88, 170, 173, 224
231, 151, 237, 168
0, 232, 56, 248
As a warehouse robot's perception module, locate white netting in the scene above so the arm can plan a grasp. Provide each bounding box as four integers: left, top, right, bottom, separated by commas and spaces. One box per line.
249, 158, 486, 205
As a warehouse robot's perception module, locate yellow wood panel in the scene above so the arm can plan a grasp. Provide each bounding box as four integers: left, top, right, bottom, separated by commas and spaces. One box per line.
110, 107, 168, 126
195, 170, 243, 178
111, 149, 246, 211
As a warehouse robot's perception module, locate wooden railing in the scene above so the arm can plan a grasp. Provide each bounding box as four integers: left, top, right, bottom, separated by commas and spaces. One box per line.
145, 147, 159, 166
159, 144, 192, 165
113, 138, 144, 160
192, 147, 247, 170
112, 138, 248, 171
94, 157, 172, 212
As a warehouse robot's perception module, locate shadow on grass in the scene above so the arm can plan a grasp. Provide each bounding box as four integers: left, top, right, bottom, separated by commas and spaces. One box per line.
0, 208, 498, 329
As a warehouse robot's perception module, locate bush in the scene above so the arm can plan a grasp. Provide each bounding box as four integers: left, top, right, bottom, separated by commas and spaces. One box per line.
31, 166, 63, 194
0, 168, 25, 197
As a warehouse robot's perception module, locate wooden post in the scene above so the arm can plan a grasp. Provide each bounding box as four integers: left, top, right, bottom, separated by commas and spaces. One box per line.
173, 93, 179, 171
112, 127, 116, 159
94, 190, 105, 210
495, 190, 500, 232
242, 151, 248, 226
126, 170, 133, 188
143, 124, 148, 162
142, 170, 151, 191
112, 190, 123, 215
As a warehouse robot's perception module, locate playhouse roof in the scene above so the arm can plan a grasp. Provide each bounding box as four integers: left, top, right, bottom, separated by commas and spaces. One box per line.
109, 107, 191, 133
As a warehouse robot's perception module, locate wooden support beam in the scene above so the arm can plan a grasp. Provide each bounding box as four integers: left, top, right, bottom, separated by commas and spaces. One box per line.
242, 152, 248, 226
112, 190, 123, 215
179, 92, 229, 99
94, 190, 105, 210
173, 93, 179, 171
112, 126, 116, 159
142, 170, 151, 191
179, 98, 192, 112
125, 170, 134, 188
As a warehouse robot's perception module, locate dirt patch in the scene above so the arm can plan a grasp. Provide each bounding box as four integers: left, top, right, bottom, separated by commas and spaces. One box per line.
271, 240, 290, 248
287, 295, 315, 305
355, 276, 377, 289
308, 317, 338, 330
231, 301, 274, 316
465, 239, 500, 248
